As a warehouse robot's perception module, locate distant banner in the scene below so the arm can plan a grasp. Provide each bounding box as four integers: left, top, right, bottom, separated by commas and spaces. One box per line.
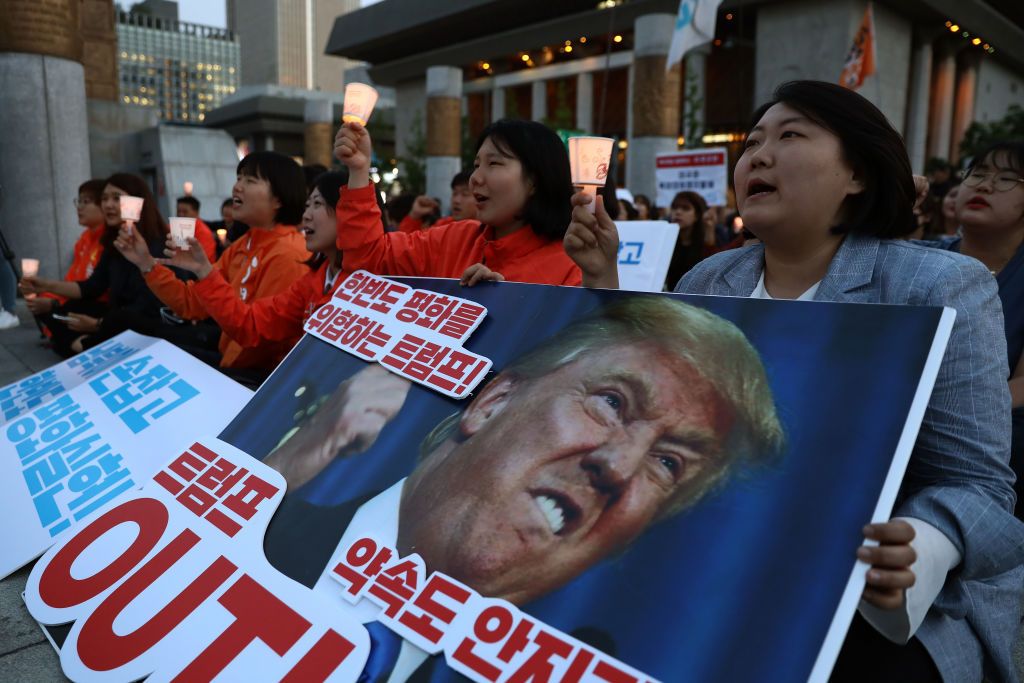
0, 338, 252, 578
655, 147, 728, 207
0, 332, 156, 425
615, 220, 680, 292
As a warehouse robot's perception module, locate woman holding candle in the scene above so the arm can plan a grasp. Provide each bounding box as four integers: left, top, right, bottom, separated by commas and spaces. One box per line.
133, 171, 350, 355
20, 173, 171, 356
114, 151, 310, 375
332, 118, 581, 286
565, 80, 1023, 682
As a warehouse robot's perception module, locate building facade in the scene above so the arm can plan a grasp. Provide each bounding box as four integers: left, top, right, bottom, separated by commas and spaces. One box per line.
324, 0, 1024, 204
226, 0, 359, 94
117, 10, 240, 124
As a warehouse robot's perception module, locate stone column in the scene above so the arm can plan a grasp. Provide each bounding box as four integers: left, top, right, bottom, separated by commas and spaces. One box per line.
576, 72, 593, 133
531, 80, 547, 122
626, 13, 682, 200
303, 98, 334, 168
491, 86, 505, 122
904, 31, 935, 175
683, 44, 710, 143
0, 0, 91, 278
425, 65, 462, 214
950, 50, 980, 165
927, 41, 956, 162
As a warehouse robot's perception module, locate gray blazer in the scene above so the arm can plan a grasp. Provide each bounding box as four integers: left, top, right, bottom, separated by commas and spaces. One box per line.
676, 233, 1024, 682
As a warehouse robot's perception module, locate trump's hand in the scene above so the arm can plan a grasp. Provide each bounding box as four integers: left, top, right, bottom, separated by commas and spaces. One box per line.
858, 520, 916, 610
264, 365, 412, 490
564, 192, 620, 289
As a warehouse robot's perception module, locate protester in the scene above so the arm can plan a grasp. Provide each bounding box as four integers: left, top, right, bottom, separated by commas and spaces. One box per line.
333, 118, 581, 286
20, 173, 171, 356
618, 198, 639, 220
153, 171, 350, 356
665, 190, 714, 287
925, 157, 954, 199
114, 151, 311, 376
937, 182, 962, 236
565, 80, 1024, 683
930, 140, 1024, 517
633, 193, 655, 220
398, 171, 478, 233
174, 195, 217, 261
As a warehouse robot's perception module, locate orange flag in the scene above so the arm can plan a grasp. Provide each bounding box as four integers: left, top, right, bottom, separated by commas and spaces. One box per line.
839, 2, 876, 90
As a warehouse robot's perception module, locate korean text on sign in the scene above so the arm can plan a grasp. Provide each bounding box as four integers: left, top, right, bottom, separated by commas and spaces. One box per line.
89, 355, 199, 434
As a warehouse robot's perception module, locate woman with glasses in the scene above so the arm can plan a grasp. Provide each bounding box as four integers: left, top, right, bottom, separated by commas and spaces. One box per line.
934, 141, 1024, 517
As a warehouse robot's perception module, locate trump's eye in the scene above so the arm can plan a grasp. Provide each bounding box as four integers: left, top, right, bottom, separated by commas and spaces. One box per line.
598, 391, 623, 413
656, 454, 682, 478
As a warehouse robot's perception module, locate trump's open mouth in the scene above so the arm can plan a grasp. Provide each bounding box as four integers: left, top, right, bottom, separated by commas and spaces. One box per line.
531, 490, 580, 536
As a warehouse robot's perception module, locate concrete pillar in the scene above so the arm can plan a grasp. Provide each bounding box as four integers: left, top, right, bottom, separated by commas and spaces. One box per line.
950, 51, 980, 165
626, 13, 681, 199
426, 65, 462, 214
531, 80, 547, 122
928, 42, 956, 162
904, 32, 934, 175
0, 0, 91, 278
576, 72, 593, 133
491, 86, 505, 122
303, 98, 334, 168
683, 44, 710, 143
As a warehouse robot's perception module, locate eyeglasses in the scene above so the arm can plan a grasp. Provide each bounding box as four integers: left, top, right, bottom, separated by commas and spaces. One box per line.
961, 168, 1024, 192
72, 198, 97, 208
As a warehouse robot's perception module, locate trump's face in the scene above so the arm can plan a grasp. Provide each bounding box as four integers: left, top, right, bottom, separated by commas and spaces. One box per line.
398, 342, 734, 605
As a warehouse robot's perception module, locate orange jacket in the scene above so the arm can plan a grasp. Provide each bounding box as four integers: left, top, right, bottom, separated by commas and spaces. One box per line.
44, 224, 106, 305
194, 218, 217, 262
339, 184, 581, 286
145, 225, 311, 369
397, 215, 455, 234
190, 260, 345, 349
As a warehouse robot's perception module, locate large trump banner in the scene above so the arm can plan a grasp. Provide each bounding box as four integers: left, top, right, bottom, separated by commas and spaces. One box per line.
23, 276, 952, 682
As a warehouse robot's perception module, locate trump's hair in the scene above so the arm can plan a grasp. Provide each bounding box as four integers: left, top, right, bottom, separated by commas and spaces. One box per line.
420, 296, 785, 517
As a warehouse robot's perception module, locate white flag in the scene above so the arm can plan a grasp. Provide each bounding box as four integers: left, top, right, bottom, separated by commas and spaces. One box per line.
666, 0, 724, 70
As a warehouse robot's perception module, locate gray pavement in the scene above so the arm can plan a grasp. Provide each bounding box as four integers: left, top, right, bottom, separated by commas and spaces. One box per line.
0, 301, 66, 682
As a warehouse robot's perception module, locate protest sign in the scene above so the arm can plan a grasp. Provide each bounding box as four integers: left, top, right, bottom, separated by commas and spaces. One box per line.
25, 437, 370, 682
614, 220, 680, 292
0, 337, 252, 578
27, 279, 953, 682
0, 332, 157, 425
655, 147, 728, 207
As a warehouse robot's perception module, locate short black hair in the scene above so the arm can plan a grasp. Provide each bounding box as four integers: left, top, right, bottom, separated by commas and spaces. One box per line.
221, 198, 233, 210
751, 80, 915, 239
303, 163, 328, 193
966, 140, 1024, 175
176, 196, 200, 212
237, 151, 307, 225
451, 171, 472, 189
78, 179, 105, 204
475, 119, 573, 240
313, 169, 349, 210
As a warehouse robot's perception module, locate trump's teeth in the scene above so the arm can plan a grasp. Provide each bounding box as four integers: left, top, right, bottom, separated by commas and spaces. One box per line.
534, 495, 565, 534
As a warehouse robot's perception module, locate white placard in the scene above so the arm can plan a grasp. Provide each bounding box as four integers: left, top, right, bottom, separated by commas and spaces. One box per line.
0, 341, 253, 578
655, 147, 729, 208
615, 220, 680, 292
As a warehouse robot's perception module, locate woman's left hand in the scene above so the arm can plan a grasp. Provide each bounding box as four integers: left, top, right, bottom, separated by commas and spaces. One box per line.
460, 263, 505, 287
912, 175, 929, 210
858, 520, 916, 610
66, 313, 101, 333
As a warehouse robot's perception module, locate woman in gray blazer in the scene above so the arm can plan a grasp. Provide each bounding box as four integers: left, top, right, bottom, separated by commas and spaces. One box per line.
566, 80, 1024, 682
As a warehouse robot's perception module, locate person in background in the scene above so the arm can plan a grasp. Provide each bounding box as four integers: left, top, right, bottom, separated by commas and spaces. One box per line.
115, 151, 311, 379
399, 171, 478, 233
150, 171, 350, 362
937, 182, 962, 236
665, 190, 715, 287
20, 173, 172, 356
175, 195, 217, 262
334, 118, 581, 286
564, 80, 1024, 683
929, 140, 1024, 518
925, 157, 954, 200
24, 180, 108, 334
384, 193, 416, 231
633, 193, 655, 220
0, 253, 16, 330
617, 198, 639, 220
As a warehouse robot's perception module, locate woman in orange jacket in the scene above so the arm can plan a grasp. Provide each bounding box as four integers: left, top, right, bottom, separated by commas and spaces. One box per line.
115, 151, 311, 374
333, 118, 582, 287
141, 171, 350, 352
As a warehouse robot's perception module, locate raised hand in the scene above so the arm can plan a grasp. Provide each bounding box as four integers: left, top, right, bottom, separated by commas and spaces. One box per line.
155, 235, 214, 279
113, 224, 156, 272
564, 192, 620, 289
333, 121, 373, 188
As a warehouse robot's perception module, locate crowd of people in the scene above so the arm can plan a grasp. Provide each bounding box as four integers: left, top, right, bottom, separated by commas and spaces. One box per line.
0, 78, 1022, 681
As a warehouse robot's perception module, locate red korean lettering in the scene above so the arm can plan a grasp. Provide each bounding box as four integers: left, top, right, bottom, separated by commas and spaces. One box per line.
331, 537, 393, 596
397, 573, 471, 645
281, 629, 358, 682
452, 604, 516, 681
367, 559, 420, 617
506, 630, 575, 683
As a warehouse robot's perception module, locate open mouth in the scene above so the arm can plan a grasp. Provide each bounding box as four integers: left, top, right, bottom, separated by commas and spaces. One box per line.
473, 193, 489, 208
746, 180, 777, 199
531, 490, 581, 536
232, 197, 243, 207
